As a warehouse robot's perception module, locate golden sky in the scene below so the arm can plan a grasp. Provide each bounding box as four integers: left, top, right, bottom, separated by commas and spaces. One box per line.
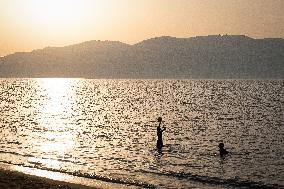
0, 0, 283, 56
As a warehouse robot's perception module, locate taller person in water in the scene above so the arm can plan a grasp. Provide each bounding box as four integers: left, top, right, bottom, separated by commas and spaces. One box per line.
157, 117, 166, 149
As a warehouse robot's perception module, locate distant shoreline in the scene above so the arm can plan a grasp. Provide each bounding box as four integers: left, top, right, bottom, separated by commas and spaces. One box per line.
1, 35, 283, 58
1, 35, 283, 79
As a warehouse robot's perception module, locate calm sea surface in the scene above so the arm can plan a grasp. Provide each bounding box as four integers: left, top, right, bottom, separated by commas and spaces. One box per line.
0, 79, 283, 188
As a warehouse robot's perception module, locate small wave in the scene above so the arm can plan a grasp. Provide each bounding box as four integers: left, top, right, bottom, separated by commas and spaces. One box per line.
140, 170, 283, 189
0, 160, 155, 188
7, 141, 22, 145
0, 150, 34, 158
0, 150, 84, 165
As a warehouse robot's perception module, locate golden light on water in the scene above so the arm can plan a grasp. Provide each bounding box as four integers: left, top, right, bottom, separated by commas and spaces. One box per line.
39, 78, 73, 116
39, 132, 76, 155
27, 157, 61, 169
29, 79, 77, 168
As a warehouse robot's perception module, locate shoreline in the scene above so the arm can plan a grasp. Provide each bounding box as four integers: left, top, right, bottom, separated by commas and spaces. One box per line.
0, 169, 95, 189
0, 163, 133, 189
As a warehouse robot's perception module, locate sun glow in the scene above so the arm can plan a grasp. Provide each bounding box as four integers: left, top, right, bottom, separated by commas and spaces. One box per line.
6, 0, 106, 44
22, 0, 92, 29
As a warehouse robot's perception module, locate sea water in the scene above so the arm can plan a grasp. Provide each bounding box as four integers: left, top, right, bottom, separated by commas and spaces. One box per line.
0, 79, 283, 188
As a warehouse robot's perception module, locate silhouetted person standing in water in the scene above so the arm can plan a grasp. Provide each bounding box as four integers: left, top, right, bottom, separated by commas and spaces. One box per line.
157, 117, 166, 149
218, 143, 228, 156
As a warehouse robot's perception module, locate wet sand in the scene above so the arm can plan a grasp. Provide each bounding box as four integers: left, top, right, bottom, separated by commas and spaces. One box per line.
0, 168, 97, 189
0, 162, 138, 189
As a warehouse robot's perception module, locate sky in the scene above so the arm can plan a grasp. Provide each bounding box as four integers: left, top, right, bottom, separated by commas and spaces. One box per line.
0, 0, 283, 57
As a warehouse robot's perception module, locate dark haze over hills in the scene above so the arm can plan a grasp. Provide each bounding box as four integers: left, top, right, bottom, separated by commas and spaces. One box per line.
0, 35, 283, 79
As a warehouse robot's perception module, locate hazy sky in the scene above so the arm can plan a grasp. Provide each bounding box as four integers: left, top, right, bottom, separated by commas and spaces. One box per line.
0, 0, 283, 56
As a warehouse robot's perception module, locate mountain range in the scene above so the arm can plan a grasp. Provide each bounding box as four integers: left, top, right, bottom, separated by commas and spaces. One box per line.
0, 35, 283, 79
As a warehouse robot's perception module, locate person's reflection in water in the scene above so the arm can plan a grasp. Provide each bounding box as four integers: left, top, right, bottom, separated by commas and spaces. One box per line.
218, 143, 229, 156
157, 148, 164, 158
157, 117, 166, 149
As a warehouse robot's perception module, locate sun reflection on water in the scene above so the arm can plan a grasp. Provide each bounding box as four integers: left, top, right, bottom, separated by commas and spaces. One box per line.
31, 79, 77, 168
39, 78, 74, 115
40, 133, 76, 154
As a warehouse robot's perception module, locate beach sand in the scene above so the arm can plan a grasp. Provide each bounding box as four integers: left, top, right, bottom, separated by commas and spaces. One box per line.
0, 162, 134, 189
0, 168, 98, 189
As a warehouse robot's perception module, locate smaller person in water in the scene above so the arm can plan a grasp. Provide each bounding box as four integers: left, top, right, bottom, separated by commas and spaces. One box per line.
218, 143, 229, 156
157, 117, 166, 149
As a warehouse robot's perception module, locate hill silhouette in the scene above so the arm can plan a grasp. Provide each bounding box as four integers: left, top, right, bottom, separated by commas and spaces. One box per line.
0, 35, 283, 78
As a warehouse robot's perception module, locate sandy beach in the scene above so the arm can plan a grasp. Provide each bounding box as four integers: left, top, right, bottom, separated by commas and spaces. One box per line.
0, 168, 97, 189
0, 160, 140, 189
0, 161, 139, 189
